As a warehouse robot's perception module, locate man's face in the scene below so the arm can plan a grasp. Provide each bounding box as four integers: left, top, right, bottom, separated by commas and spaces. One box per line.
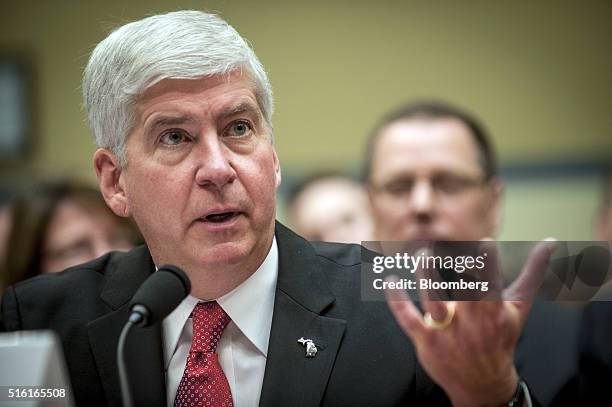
102, 71, 280, 275
41, 198, 135, 273
368, 117, 501, 241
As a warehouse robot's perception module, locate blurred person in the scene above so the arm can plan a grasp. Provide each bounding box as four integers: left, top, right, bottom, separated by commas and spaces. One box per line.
0, 191, 15, 292
287, 173, 373, 243
552, 166, 612, 406
577, 167, 612, 402
3, 180, 142, 288
1, 11, 557, 406
365, 101, 502, 242
0, 193, 14, 265
365, 101, 580, 405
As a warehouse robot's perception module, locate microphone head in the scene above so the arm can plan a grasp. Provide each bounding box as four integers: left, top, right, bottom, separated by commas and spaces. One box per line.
129, 265, 191, 326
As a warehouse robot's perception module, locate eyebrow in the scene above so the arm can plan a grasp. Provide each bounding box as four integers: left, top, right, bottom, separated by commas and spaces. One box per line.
144, 115, 200, 134
218, 101, 262, 120
143, 101, 262, 135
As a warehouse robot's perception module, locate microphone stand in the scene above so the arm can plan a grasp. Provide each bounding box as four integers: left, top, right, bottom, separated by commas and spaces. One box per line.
117, 305, 147, 407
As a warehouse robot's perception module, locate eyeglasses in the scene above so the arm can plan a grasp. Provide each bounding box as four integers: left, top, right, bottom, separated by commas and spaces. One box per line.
373, 174, 488, 200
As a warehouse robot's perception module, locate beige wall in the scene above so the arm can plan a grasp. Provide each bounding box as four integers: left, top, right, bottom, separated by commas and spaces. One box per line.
1, 0, 610, 238
501, 174, 604, 240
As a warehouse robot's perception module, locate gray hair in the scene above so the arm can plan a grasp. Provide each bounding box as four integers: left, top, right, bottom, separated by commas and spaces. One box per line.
83, 10, 274, 166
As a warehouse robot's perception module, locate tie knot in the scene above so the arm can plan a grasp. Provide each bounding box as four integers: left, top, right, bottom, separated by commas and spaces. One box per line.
191, 301, 231, 354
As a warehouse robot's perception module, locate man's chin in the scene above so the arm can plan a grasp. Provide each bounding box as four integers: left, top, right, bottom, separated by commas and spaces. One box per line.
195, 242, 252, 267
396, 230, 443, 242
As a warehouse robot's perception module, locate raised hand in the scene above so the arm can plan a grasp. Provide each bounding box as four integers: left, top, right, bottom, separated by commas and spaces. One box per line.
385, 239, 557, 407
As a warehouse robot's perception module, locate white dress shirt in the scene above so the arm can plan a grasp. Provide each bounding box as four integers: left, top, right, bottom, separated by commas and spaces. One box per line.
162, 238, 278, 407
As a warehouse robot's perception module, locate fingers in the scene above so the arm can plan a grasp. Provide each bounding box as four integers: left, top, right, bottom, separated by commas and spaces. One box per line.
384, 275, 426, 342
505, 239, 557, 324
462, 239, 504, 315
413, 248, 450, 321
384, 240, 557, 345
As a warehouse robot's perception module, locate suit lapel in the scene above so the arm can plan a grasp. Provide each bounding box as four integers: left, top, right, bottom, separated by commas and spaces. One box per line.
86, 224, 347, 406
87, 246, 167, 407
259, 223, 347, 407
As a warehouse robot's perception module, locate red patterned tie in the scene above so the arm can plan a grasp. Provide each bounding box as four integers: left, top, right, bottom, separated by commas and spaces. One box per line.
174, 301, 234, 407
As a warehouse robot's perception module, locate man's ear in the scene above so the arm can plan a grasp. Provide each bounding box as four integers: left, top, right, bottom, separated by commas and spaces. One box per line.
272, 148, 282, 189
93, 148, 130, 217
595, 207, 612, 241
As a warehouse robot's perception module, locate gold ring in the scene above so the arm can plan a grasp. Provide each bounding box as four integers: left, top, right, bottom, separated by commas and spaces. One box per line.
423, 302, 456, 330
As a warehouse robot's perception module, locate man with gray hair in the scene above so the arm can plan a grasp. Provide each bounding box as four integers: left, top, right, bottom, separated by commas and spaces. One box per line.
2, 10, 554, 407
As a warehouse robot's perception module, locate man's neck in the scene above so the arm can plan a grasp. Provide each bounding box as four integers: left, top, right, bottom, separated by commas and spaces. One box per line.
187, 236, 275, 300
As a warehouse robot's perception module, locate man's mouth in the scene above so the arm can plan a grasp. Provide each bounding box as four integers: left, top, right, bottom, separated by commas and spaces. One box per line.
201, 211, 240, 223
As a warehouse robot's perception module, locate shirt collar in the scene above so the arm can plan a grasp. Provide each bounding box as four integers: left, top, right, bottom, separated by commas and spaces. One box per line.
162, 237, 278, 367
217, 237, 278, 355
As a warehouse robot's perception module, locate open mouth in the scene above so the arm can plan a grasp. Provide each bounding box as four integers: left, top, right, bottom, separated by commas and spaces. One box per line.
202, 211, 240, 223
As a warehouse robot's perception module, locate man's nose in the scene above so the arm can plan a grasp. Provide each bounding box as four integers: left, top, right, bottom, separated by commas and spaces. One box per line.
409, 180, 435, 215
194, 136, 237, 189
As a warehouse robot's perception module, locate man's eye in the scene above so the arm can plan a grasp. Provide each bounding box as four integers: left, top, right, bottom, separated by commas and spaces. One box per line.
434, 177, 463, 193
434, 176, 480, 194
227, 121, 252, 137
160, 130, 188, 145
385, 180, 413, 195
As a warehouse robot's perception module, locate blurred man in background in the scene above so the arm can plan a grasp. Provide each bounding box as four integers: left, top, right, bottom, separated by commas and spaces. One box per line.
552, 166, 612, 406
365, 102, 501, 242
287, 173, 373, 243
365, 101, 580, 405
577, 167, 612, 403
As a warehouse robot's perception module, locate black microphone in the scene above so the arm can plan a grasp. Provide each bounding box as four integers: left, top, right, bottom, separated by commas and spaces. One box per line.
128, 265, 191, 327
118, 265, 191, 407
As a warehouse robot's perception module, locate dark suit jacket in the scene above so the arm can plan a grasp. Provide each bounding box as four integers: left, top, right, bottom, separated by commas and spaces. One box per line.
1, 222, 448, 406
514, 300, 579, 406
576, 301, 612, 405
551, 301, 612, 406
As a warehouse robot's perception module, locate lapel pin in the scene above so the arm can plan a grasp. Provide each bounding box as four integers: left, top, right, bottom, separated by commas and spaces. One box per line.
297, 337, 318, 358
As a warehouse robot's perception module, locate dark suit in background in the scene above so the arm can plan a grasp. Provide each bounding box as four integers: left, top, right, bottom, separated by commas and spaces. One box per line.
515, 300, 580, 406
577, 301, 612, 402
551, 301, 612, 406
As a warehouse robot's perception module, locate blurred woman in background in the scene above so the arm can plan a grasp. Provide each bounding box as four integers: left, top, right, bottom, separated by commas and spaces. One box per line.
1, 179, 142, 289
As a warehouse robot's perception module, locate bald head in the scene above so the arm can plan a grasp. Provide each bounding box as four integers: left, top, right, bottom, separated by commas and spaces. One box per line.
289, 176, 373, 244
